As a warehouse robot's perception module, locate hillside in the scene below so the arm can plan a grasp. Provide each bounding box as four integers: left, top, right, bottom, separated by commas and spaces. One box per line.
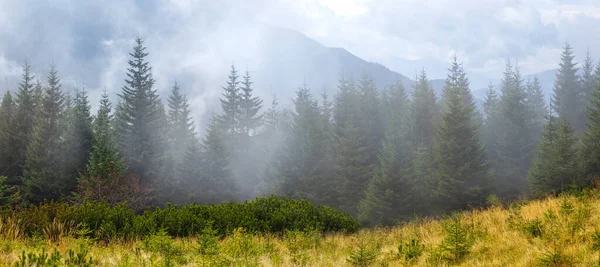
2, 190, 600, 266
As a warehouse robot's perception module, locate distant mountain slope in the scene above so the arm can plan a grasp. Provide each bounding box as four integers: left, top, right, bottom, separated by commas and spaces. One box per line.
252, 28, 445, 103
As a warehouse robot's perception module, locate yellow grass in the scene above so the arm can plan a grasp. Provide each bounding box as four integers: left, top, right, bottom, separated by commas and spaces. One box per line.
2, 191, 600, 266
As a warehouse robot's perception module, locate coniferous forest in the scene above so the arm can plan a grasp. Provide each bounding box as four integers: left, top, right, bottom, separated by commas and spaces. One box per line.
1, 37, 600, 230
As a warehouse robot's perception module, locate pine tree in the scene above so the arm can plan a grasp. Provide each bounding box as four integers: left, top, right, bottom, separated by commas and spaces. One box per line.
196, 115, 237, 204
84, 90, 126, 180
409, 70, 438, 148
239, 70, 263, 137
580, 75, 600, 184
63, 89, 94, 194
6, 62, 37, 187
434, 59, 491, 211
23, 66, 67, 202
528, 116, 577, 197
218, 65, 242, 143
114, 37, 167, 186
0, 91, 15, 177
496, 59, 534, 198
526, 76, 548, 144
552, 42, 584, 134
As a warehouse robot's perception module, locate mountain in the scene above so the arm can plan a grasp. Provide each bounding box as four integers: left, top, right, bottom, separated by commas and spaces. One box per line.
250, 28, 446, 104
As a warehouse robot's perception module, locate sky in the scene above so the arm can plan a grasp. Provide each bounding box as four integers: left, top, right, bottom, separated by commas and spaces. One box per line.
0, 0, 598, 126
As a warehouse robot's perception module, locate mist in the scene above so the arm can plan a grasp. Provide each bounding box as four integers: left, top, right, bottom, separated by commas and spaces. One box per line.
0, 0, 600, 223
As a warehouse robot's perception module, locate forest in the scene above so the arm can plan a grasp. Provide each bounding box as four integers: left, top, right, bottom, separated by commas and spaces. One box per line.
0, 37, 599, 230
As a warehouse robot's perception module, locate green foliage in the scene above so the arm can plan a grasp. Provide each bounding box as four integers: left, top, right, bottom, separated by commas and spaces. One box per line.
591, 230, 600, 250
114, 37, 167, 186
528, 116, 578, 197
552, 42, 585, 135
142, 229, 185, 266
434, 58, 492, 212
13, 247, 95, 267
524, 219, 544, 238
222, 228, 261, 267
398, 238, 424, 262
347, 242, 377, 267
437, 217, 475, 263
1, 195, 357, 242
537, 243, 571, 267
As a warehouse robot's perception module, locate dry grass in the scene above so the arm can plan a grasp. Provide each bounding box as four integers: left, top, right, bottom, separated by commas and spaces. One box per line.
2, 191, 600, 266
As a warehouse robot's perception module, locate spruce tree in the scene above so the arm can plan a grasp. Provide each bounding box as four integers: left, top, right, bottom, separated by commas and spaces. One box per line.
23, 66, 67, 202
482, 83, 500, 163
356, 72, 384, 167
167, 81, 196, 165
551, 42, 584, 134
218, 65, 241, 142
6, 62, 37, 187
359, 78, 411, 226
197, 115, 237, 204
580, 75, 600, 184
434, 59, 491, 211
382, 79, 409, 132
528, 116, 577, 197
239, 70, 263, 137
63, 89, 94, 194
280, 85, 332, 205
526, 76, 548, 144
0, 91, 15, 177
114, 37, 167, 186
332, 75, 370, 214
496, 59, 534, 198
580, 50, 596, 129
84, 90, 126, 180
409, 70, 438, 148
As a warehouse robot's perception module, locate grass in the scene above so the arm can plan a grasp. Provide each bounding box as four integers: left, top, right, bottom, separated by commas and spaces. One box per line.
2, 190, 600, 266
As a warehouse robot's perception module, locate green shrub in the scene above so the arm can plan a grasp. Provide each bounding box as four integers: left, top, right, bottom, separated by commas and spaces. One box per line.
0, 195, 358, 242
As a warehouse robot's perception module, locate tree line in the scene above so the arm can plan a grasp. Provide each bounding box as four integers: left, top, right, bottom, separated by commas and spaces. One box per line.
1, 39, 600, 226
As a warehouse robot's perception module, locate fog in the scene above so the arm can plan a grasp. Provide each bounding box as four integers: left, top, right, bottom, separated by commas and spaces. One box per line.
0, 0, 600, 216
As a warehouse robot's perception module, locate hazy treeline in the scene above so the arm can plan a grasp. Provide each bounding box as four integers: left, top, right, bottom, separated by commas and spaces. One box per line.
1, 39, 600, 226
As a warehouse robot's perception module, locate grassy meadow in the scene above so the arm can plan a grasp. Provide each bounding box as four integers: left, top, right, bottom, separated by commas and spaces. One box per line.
2, 191, 600, 266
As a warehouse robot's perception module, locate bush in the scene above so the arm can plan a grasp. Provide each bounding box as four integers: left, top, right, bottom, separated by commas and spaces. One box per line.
398, 238, 424, 261
0, 195, 358, 242
437, 217, 475, 263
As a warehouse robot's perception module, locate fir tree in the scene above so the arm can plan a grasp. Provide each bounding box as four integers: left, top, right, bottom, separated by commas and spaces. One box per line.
551, 42, 584, 134
528, 116, 577, 197
0, 91, 15, 177
23, 66, 67, 202
434, 59, 491, 211
6, 62, 37, 186
114, 37, 167, 185
382, 79, 409, 132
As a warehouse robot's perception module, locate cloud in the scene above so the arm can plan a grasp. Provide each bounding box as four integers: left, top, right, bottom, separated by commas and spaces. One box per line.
0, 0, 598, 126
